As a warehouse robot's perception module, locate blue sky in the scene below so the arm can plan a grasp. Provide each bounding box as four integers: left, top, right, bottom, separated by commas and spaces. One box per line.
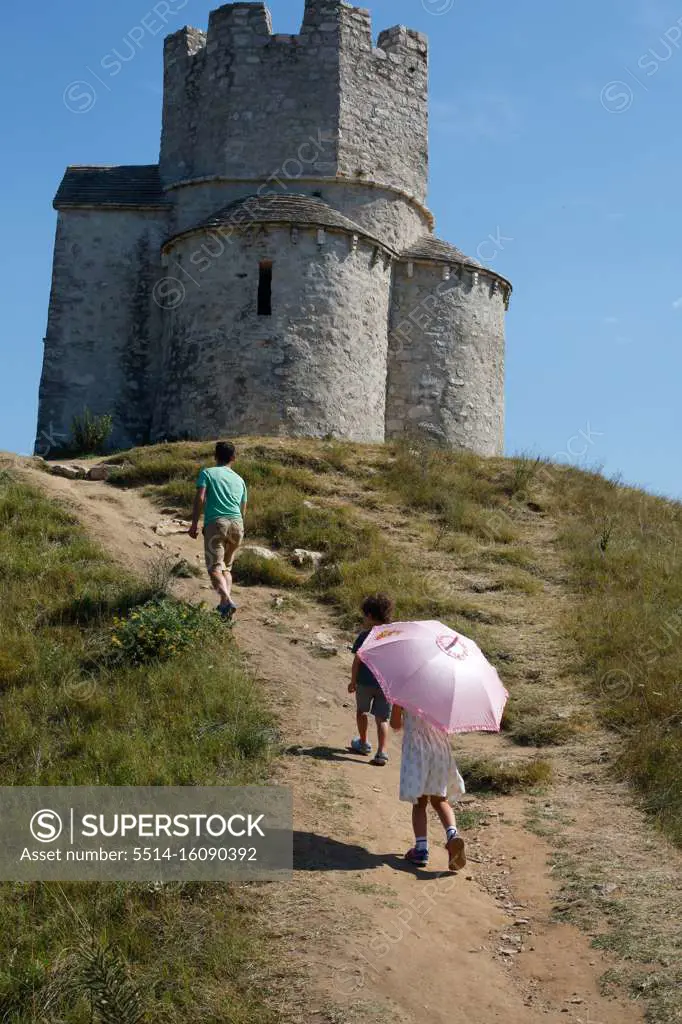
2, 0, 681, 498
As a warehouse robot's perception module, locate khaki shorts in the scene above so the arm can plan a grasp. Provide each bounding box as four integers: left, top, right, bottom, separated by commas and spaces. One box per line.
203, 517, 244, 573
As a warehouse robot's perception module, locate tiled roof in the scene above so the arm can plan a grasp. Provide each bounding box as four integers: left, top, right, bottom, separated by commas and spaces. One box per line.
401, 235, 483, 268
175, 193, 386, 249
54, 165, 169, 208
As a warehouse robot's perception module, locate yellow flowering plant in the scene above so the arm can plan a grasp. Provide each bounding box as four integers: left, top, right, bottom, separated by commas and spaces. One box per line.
107, 598, 212, 666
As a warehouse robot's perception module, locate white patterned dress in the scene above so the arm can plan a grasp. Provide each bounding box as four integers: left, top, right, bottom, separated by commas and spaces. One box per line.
399, 711, 466, 804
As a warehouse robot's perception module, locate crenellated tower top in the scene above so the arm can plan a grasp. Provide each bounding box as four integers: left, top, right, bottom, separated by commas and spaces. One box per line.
160, 1, 428, 202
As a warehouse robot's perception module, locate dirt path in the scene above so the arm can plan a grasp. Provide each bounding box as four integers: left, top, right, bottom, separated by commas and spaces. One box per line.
15, 460, 661, 1024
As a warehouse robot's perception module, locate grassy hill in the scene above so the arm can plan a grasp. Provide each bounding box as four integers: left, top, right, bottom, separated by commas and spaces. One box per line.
106, 438, 682, 846
0, 468, 278, 1022
2, 438, 681, 1022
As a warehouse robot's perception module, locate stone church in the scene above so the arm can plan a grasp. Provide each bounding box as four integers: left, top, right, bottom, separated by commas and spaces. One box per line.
36, 0, 512, 455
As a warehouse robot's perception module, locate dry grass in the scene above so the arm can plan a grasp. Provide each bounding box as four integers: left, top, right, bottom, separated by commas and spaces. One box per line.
456, 754, 552, 794
508, 716, 580, 747
551, 467, 682, 844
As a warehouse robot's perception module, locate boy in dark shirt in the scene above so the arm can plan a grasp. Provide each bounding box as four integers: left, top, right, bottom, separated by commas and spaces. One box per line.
348, 593, 394, 766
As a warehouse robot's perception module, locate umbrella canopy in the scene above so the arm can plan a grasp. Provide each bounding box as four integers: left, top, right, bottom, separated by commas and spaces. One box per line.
357, 621, 508, 734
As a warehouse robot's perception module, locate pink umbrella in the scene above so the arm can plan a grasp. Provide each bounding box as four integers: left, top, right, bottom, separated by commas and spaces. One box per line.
357, 621, 508, 734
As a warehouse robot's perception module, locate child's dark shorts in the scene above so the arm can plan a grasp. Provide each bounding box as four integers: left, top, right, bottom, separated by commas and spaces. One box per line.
356, 680, 392, 721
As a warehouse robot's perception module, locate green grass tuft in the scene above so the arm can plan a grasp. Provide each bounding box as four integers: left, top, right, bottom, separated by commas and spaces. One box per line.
233, 551, 303, 588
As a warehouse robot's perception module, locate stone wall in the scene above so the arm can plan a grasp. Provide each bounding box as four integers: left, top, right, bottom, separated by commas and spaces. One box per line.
167, 179, 430, 254
160, 2, 429, 210
36, 209, 169, 452
339, 14, 429, 204
160, 3, 340, 187
152, 224, 391, 442
386, 262, 506, 456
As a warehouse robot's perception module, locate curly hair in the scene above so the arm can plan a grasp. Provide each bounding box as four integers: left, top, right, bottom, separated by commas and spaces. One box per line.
215, 441, 236, 464
361, 593, 394, 624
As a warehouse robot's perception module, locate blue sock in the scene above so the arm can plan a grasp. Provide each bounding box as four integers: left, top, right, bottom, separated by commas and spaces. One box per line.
446, 826, 458, 842
415, 837, 428, 853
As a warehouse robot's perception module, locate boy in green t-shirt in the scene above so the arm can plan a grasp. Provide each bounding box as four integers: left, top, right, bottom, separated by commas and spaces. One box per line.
189, 441, 247, 619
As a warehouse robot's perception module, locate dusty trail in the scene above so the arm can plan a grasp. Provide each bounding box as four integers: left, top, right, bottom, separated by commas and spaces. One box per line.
16, 459, 655, 1024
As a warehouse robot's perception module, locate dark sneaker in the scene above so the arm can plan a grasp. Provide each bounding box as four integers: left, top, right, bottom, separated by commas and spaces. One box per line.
405, 847, 429, 867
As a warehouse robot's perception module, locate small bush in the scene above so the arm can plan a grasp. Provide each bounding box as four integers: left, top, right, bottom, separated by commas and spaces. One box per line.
107, 598, 212, 666
459, 755, 552, 794
59, 939, 146, 1024
70, 408, 113, 455
169, 558, 203, 580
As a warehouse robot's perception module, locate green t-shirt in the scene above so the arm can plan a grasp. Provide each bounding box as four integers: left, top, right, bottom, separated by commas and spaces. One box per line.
197, 466, 247, 525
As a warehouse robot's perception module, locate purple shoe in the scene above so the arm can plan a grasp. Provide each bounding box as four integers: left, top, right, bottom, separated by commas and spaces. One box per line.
405, 847, 429, 867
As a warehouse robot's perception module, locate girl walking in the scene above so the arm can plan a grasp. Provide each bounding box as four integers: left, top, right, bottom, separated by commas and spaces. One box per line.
390, 703, 467, 871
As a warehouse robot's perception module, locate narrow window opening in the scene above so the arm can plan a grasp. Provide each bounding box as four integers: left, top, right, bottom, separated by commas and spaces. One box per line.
258, 261, 273, 316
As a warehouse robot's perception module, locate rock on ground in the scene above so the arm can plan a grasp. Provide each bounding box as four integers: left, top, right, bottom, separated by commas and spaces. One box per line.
154, 519, 192, 536
292, 548, 324, 569
87, 465, 112, 481
238, 545, 280, 561
50, 464, 86, 480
